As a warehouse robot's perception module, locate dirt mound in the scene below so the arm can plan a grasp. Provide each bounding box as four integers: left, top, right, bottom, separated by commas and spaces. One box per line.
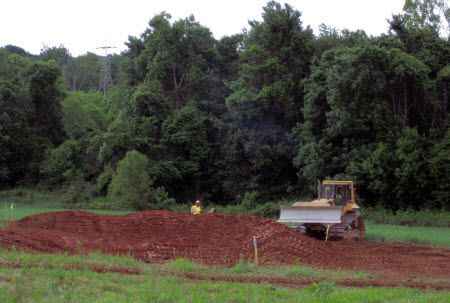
1, 210, 450, 282
0, 210, 326, 265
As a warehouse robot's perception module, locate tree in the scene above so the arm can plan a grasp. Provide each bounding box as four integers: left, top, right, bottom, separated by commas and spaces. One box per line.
160, 104, 210, 200
0, 51, 34, 185
124, 13, 217, 109
224, 1, 314, 199
40, 45, 71, 68
28, 61, 66, 145
346, 143, 397, 208
108, 150, 174, 209
227, 1, 314, 126
437, 65, 450, 128
2, 45, 32, 57
62, 91, 108, 139
296, 46, 432, 194
402, 0, 450, 37
394, 128, 429, 209
0, 80, 34, 184
429, 128, 450, 209
41, 139, 82, 184
65, 52, 101, 91
108, 150, 153, 209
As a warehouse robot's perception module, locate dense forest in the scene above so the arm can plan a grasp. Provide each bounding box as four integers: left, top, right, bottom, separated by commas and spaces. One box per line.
1, 0, 449, 210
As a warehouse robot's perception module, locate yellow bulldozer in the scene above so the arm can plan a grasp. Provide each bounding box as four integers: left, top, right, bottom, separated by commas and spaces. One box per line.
278, 180, 365, 240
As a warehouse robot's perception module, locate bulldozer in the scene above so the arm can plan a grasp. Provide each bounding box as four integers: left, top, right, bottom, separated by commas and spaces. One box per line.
278, 180, 365, 241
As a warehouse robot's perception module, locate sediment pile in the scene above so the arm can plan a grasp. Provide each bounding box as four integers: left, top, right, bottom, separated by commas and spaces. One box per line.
1, 210, 449, 280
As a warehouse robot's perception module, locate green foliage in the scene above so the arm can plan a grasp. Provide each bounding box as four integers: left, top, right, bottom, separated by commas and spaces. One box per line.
240, 191, 259, 209
167, 258, 203, 272
402, 0, 450, 36
108, 150, 153, 209
61, 178, 96, 206
62, 91, 108, 139
2, 1, 450, 210
429, 129, 450, 208
64, 52, 102, 91
150, 187, 176, 210
296, 42, 442, 209
125, 13, 216, 108
438, 65, 450, 80
0, 50, 67, 185
41, 139, 82, 183
28, 60, 66, 145
394, 128, 429, 209
222, 1, 314, 199
229, 259, 257, 274
96, 165, 113, 195
364, 207, 450, 227
107, 150, 175, 210
159, 104, 211, 199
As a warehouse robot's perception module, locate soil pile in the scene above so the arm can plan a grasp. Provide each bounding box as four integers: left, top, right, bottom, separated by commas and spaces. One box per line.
1, 210, 450, 281
0, 210, 325, 265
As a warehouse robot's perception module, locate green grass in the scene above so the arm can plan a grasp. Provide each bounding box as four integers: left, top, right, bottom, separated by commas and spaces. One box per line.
0, 188, 64, 208
0, 248, 145, 271
0, 187, 131, 226
0, 251, 449, 303
0, 206, 130, 228
366, 223, 450, 248
363, 207, 450, 228
164, 258, 375, 281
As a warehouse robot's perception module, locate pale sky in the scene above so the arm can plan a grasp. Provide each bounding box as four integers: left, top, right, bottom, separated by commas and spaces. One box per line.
0, 0, 405, 56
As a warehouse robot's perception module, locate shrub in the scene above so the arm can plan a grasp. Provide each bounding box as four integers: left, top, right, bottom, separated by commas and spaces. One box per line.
62, 179, 96, 207
108, 151, 153, 210
96, 165, 114, 195
151, 187, 176, 210
108, 150, 175, 210
229, 259, 257, 274
240, 191, 259, 210
251, 202, 280, 218
40, 140, 82, 184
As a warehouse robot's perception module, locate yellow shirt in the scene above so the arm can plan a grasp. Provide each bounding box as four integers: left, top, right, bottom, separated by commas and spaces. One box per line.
191, 205, 202, 215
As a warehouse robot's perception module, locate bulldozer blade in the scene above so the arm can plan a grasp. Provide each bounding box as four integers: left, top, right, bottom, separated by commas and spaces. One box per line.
278, 206, 342, 225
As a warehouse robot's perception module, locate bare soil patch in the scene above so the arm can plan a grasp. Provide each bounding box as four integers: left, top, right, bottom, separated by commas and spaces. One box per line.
0, 210, 449, 287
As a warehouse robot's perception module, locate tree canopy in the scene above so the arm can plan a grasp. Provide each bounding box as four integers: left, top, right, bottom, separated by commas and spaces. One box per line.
1, 1, 449, 210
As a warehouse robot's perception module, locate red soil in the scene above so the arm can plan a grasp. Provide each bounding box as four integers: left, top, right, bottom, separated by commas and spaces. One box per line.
0, 210, 449, 282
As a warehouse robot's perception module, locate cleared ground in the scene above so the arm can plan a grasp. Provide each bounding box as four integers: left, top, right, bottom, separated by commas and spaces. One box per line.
2, 206, 450, 248
1, 210, 450, 292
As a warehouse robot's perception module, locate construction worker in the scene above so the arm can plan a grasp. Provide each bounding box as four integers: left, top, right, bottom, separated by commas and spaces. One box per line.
191, 200, 202, 215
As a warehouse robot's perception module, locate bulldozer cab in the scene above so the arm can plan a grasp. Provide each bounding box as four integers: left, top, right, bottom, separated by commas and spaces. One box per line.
318, 181, 355, 206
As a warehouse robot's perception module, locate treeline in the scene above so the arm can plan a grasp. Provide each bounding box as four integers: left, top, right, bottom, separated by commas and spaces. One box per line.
1, 1, 449, 210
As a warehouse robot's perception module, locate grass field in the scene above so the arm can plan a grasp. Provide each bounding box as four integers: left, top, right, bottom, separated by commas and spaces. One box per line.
363, 207, 450, 228
0, 250, 449, 303
366, 223, 450, 247
0, 187, 131, 226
